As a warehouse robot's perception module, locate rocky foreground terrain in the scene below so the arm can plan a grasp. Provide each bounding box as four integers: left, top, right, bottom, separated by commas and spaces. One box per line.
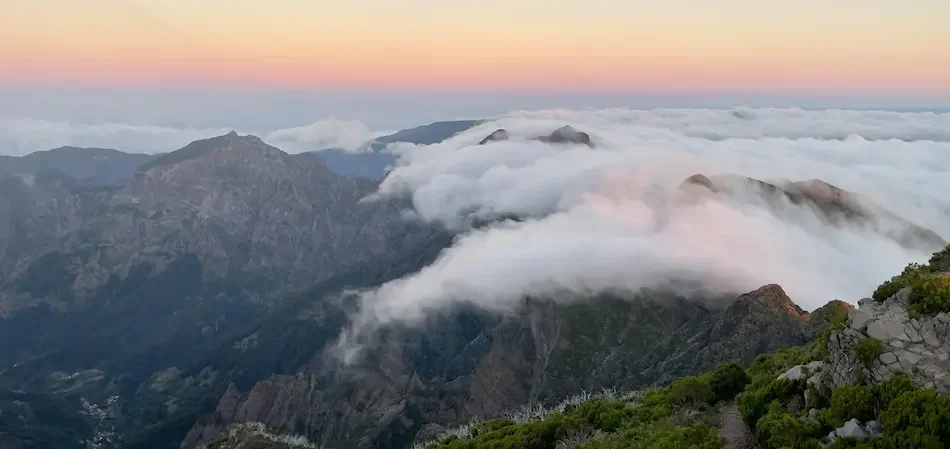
0, 125, 947, 449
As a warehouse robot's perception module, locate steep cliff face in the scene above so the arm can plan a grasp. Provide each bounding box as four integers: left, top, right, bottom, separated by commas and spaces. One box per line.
186, 285, 816, 449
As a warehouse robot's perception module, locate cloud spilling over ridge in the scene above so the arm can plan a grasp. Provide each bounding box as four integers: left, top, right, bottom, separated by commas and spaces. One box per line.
0, 118, 386, 156
339, 107, 950, 357
264, 119, 386, 154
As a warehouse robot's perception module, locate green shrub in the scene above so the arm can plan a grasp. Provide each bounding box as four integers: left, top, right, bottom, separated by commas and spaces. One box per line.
873, 373, 915, 411
929, 244, 950, 273
754, 401, 824, 449
854, 338, 882, 367
669, 376, 715, 408
737, 389, 769, 428
879, 389, 950, 441
828, 384, 875, 426
872, 263, 927, 302
709, 362, 750, 402
908, 274, 950, 316
469, 418, 514, 436
580, 422, 724, 449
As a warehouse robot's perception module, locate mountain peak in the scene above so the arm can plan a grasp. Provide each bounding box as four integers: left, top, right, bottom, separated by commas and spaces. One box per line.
137, 132, 282, 173
733, 284, 808, 321
539, 125, 594, 147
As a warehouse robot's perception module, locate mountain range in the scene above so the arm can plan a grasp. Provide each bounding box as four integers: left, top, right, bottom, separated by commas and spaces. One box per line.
0, 121, 945, 449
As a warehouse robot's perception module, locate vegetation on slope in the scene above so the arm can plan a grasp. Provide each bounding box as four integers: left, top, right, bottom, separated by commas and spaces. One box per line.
872, 244, 950, 317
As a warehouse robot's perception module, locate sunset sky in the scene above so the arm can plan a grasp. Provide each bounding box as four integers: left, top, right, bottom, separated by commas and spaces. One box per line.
3, 0, 949, 94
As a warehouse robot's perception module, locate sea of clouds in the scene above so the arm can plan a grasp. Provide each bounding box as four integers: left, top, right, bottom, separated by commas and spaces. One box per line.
336, 107, 950, 356
5, 107, 950, 353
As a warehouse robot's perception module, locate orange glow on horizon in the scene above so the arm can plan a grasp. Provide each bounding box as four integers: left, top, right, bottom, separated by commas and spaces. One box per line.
2, 1, 948, 94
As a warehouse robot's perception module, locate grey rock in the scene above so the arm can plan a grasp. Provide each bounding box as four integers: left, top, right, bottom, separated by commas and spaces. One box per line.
866, 320, 910, 342
836, 419, 869, 441
865, 420, 883, 438
779, 361, 824, 381
921, 320, 941, 347
879, 352, 897, 364
849, 309, 873, 330
895, 349, 924, 366
905, 325, 923, 343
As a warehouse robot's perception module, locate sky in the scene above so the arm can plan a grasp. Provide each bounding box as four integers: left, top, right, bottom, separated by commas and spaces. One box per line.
3, 1, 949, 94
1, 1, 948, 153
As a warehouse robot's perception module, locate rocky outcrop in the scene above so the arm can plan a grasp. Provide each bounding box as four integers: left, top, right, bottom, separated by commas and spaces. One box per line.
475, 126, 595, 147
826, 289, 950, 393
538, 126, 594, 147
478, 129, 510, 145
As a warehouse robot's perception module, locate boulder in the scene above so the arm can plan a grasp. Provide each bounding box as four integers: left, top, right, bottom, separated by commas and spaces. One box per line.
836, 419, 869, 441
778, 361, 824, 381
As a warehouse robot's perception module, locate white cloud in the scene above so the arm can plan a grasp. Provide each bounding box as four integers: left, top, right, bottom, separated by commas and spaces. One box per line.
263, 119, 387, 154
0, 118, 386, 156
0, 118, 234, 156
338, 107, 950, 357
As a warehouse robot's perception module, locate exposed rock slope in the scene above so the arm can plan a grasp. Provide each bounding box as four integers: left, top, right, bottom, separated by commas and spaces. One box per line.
827, 290, 950, 394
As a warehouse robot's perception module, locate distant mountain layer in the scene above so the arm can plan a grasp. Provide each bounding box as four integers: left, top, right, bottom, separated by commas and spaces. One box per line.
0, 147, 158, 187
0, 120, 483, 183
305, 120, 482, 179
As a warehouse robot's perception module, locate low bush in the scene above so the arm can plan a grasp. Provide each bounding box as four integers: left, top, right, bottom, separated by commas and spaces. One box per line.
929, 244, 950, 272
854, 337, 881, 367
908, 274, 950, 316
828, 384, 876, 426
754, 402, 823, 449
879, 389, 950, 441
872, 373, 915, 412
872, 263, 927, 302
669, 376, 715, 408
709, 362, 750, 402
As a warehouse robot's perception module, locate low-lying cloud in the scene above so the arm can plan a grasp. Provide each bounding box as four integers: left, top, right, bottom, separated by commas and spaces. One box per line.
339, 107, 950, 358
264, 119, 387, 154
0, 118, 386, 156
0, 118, 234, 156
